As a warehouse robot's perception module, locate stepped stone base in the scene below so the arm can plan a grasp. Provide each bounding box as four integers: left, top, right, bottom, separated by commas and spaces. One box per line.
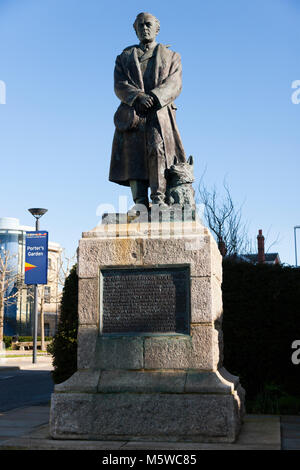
50, 220, 245, 442
50, 368, 244, 442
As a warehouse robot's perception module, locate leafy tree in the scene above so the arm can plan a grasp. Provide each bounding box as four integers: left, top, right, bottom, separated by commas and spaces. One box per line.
0, 248, 20, 344
48, 264, 78, 384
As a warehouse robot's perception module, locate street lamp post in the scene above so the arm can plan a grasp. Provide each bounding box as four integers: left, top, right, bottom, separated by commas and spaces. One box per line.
294, 226, 300, 268
28, 208, 48, 364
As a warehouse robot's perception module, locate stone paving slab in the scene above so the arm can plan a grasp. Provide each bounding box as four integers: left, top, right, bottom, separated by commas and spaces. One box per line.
2, 406, 50, 417
0, 420, 45, 428
0, 405, 50, 445
282, 439, 300, 450
281, 416, 300, 450
237, 415, 280, 445
0, 410, 281, 450
281, 425, 300, 438
0, 427, 31, 437
281, 416, 300, 424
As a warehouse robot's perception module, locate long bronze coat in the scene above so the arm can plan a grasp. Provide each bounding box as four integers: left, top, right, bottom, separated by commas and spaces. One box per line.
109, 43, 186, 186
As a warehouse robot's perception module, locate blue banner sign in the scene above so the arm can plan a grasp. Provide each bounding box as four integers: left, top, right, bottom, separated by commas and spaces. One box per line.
25, 231, 48, 285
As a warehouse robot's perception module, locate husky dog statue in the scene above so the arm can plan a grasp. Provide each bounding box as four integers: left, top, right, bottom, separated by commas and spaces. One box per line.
166, 156, 196, 208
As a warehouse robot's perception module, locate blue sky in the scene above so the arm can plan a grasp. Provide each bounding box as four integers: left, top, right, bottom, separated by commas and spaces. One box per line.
0, 0, 299, 264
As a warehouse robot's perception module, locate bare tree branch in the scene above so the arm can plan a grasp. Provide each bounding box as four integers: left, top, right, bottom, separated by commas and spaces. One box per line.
26, 249, 76, 349
0, 247, 20, 343
264, 226, 282, 254
197, 177, 250, 256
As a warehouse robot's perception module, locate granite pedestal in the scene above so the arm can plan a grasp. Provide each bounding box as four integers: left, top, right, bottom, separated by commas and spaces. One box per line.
50, 219, 245, 442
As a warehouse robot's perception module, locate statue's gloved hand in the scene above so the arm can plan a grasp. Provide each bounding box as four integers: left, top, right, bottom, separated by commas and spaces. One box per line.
134, 93, 154, 115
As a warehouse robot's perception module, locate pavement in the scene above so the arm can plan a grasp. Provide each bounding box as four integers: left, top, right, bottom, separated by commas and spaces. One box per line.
0, 355, 53, 371
0, 356, 299, 450
0, 411, 284, 450
281, 416, 300, 450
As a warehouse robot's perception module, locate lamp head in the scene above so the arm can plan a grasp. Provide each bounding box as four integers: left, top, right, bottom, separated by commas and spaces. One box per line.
28, 208, 48, 219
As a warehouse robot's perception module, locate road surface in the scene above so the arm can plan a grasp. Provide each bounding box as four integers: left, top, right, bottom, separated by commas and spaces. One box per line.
0, 357, 54, 412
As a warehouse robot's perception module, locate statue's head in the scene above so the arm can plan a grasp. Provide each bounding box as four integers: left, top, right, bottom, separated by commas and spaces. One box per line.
133, 12, 160, 44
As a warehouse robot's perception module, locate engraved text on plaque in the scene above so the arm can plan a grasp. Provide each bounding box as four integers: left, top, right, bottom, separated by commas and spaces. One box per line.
100, 266, 190, 334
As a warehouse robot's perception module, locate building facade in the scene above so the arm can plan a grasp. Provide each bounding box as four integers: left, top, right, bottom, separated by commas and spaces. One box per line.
0, 217, 62, 337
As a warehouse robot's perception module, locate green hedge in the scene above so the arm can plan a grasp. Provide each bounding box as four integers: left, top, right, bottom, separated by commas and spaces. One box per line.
16, 336, 52, 342
3, 336, 12, 348
222, 260, 300, 411
3, 336, 52, 348
47, 265, 78, 384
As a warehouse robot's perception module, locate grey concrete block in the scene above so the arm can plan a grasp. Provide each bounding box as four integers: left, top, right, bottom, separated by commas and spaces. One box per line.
95, 335, 144, 370
190, 276, 223, 323
144, 334, 192, 369
98, 370, 186, 393
78, 222, 222, 281
49, 392, 241, 442
219, 367, 240, 389
185, 370, 233, 394
78, 278, 99, 325
78, 238, 143, 278
144, 326, 219, 370
141, 236, 212, 277
54, 370, 101, 393
77, 326, 99, 369
50, 393, 94, 437
189, 325, 219, 370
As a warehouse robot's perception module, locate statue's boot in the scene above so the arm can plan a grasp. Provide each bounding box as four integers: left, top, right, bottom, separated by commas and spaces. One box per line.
148, 151, 168, 208
128, 180, 149, 215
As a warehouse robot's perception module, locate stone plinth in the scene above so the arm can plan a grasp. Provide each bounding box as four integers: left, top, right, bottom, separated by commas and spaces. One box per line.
50, 220, 245, 443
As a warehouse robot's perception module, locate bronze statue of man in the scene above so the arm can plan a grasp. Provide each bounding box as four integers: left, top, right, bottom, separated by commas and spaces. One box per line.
109, 12, 186, 209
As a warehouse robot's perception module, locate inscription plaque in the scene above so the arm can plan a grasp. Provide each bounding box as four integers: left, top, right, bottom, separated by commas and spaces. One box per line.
100, 266, 190, 334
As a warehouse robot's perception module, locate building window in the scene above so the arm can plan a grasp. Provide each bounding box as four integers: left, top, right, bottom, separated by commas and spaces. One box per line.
44, 286, 51, 303
27, 286, 34, 302
48, 258, 52, 269
44, 323, 50, 337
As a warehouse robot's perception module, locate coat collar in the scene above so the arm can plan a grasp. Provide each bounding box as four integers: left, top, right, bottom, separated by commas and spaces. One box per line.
123, 44, 172, 91
138, 41, 157, 53
138, 44, 158, 63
